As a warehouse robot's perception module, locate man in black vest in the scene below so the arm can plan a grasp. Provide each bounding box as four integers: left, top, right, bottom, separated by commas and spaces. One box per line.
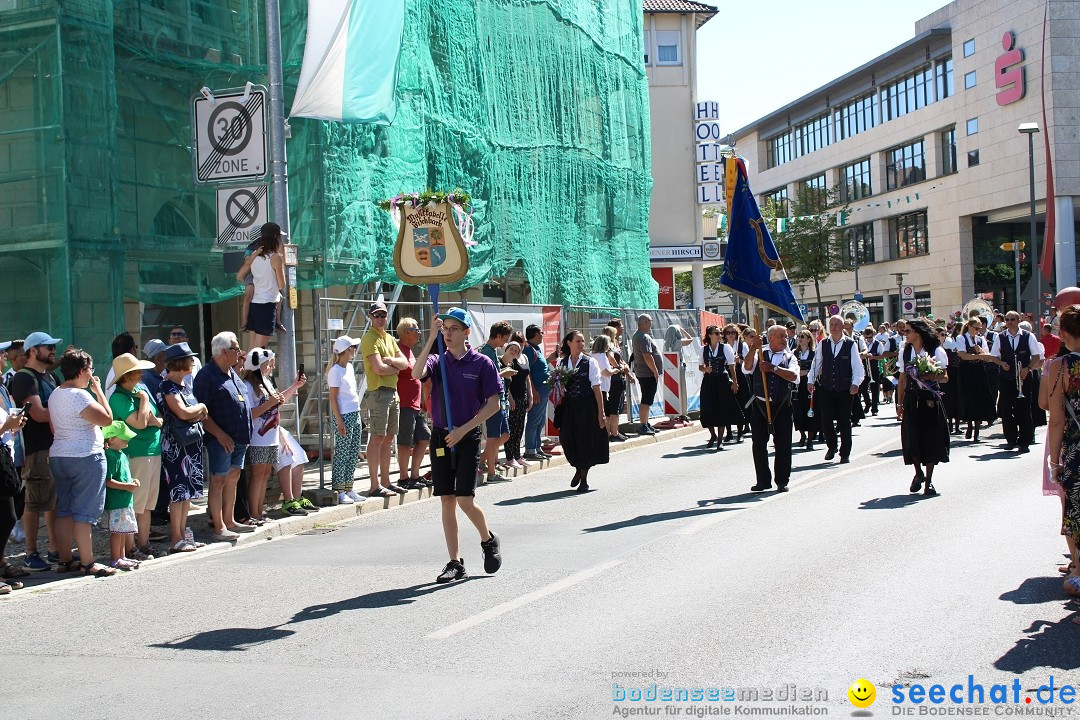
807, 315, 865, 463
990, 311, 1042, 452
742, 326, 800, 492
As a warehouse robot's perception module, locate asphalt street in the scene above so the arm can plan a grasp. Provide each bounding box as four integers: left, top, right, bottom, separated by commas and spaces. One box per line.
2, 410, 1071, 720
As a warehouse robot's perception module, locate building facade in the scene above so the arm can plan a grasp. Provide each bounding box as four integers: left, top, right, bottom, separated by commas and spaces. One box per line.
732, 0, 1079, 324
643, 0, 718, 310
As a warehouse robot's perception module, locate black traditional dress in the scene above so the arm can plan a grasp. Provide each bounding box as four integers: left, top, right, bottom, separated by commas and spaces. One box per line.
558, 354, 610, 471
793, 348, 820, 436
957, 333, 997, 422
730, 340, 751, 433
900, 345, 951, 465
941, 338, 961, 423
700, 342, 737, 428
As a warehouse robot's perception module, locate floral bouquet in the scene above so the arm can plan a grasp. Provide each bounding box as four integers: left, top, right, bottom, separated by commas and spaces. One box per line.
548, 365, 577, 405
912, 354, 944, 378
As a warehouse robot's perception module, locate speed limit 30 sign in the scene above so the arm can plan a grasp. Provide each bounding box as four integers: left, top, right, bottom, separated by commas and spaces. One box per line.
192, 86, 268, 184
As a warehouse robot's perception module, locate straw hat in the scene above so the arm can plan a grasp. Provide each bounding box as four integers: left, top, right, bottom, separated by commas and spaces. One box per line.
108, 353, 155, 388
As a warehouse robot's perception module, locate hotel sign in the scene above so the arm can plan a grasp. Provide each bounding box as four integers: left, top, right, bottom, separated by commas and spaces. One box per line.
650, 245, 703, 261
995, 31, 1026, 106
695, 101, 725, 205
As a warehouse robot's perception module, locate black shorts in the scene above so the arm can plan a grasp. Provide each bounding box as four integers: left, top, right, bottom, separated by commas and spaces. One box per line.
639, 376, 658, 406
247, 302, 277, 337
430, 427, 482, 497
604, 388, 624, 416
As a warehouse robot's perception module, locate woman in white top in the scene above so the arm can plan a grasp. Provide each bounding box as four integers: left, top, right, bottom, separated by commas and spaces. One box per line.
49, 349, 115, 577
241, 348, 286, 524
237, 222, 286, 350
327, 336, 364, 504
897, 319, 950, 497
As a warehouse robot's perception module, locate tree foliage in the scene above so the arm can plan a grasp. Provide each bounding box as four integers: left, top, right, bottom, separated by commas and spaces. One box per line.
773, 185, 849, 318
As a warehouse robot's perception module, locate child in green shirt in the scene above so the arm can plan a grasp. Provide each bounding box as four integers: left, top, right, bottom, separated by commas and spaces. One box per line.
103, 421, 141, 571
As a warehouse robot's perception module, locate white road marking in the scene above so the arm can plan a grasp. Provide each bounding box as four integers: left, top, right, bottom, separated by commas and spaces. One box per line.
426, 559, 624, 639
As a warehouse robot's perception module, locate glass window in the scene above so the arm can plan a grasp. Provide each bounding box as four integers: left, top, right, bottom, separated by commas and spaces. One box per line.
836, 93, 878, 141
803, 174, 826, 193
840, 158, 873, 203
886, 139, 926, 190
968, 149, 980, 167
964, 71, 977, 89
966, 117, 978, 135
842, 223, 876, 267
941, 128, 957, 175
963, 39, 976, 57
890, 211, 929, 258
881, 62, 944, 121
763, 187, 789, 216
935, 56, 954, 101
764, 110, 832, 168
656, 30, 680, 65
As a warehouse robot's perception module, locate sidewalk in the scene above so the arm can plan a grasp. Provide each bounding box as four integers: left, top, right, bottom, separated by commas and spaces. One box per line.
3, 422, 703, 595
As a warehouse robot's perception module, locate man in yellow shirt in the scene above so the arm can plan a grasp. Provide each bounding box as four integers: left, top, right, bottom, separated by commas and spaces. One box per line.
361, 302, 410, 496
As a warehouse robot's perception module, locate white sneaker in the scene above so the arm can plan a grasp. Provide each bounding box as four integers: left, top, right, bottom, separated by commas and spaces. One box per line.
10, 519, 25, 544
337, 491, 355, 505
345, 490, 365, 503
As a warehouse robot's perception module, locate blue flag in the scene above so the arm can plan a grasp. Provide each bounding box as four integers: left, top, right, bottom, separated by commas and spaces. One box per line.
719, 158, 805, 322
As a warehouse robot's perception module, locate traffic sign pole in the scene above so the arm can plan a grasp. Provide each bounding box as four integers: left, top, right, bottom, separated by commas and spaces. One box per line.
265, 0, 298, 430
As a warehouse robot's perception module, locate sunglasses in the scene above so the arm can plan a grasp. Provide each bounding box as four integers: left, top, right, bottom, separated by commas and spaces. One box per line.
170, 332, 187, 337
371, 313, 387, 319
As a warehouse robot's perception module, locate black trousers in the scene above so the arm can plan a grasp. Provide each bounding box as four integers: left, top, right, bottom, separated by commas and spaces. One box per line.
998, 375, 1034, 448
861, 375, 876, 415
818, 388, 853, 458
750, 399, 793, 488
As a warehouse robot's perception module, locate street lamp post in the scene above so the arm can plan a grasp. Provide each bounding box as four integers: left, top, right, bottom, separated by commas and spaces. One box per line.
1019, 122, 1040, 319
894, 272, 905, 319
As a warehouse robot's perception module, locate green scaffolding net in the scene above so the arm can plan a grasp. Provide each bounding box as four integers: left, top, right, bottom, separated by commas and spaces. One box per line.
0, 0, 655, 361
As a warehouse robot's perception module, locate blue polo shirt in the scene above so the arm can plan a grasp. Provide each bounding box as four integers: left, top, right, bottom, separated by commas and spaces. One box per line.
193, 360, 252, 445
423, 348, 502, 430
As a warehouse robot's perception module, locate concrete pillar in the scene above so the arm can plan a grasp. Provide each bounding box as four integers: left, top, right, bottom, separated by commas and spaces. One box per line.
1056, 196, 1077, 289
692, 262, 705, 310
883, 290, 894, 323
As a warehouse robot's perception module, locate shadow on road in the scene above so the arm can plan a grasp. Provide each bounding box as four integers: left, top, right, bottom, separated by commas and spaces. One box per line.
871, 448, 904, 459
582, 507, 733, 533
1000, 576, 1069, 605
661, 445, 719, 459
149, 582, 474, 652
698, 491, 769, 507
995, 613, 1080, 672
495, 489, 581, 506
974, 450, 1025, 461
858, 494, 933, 510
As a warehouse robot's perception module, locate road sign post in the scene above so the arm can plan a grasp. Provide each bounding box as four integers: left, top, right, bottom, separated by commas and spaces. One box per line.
191, 87, 269, 185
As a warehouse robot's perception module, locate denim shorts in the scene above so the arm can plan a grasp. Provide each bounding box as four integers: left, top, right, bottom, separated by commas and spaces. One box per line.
485, 403, 510, 438
206, 438, 248, 476
50, 453, 107, 525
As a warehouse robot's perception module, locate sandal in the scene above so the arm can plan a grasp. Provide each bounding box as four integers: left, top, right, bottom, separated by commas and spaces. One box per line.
79, 562, 117, 578
1060, 563, 1075, 575
369, 487, 395, 498
0, 582, 9, 595
169, 541, 197, 554
109, 559, 138, 572
1, 562, 29, 579
57, 559, 82, 573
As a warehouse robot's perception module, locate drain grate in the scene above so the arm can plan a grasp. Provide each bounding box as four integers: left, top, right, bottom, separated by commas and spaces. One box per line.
298, 528, 338, 535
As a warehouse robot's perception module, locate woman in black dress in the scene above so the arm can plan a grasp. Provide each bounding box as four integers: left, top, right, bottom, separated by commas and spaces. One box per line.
725, 326, 750, 443
600, 327, 632, 442
556, 331, 609, 492
897, 319, 950, 496
698, 325, 736, 450
939, 325, 962, 434
793, 329, 820, 450
501, 338, 532, 467
955, 318, 997, 442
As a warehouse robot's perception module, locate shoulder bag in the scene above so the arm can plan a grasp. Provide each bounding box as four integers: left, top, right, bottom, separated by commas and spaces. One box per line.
164, 384, 205, 447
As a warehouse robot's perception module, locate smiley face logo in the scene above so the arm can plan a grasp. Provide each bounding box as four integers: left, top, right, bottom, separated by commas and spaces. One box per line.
848, 679, 876, 708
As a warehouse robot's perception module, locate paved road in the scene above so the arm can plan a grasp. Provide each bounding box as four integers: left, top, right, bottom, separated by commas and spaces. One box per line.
2, 412, 1071, 719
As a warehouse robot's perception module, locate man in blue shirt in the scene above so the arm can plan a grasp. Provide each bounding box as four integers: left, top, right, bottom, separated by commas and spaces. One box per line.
413, 307, 503, 583
522, 324, 555, 461
194, 331, 252, 541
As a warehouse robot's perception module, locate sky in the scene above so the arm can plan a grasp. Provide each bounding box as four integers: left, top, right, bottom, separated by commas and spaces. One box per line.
696, 0, 954, 135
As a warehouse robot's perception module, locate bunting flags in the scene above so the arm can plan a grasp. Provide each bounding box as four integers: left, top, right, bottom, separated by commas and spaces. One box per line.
289, 0, 405, 124
719, 157, 804, 321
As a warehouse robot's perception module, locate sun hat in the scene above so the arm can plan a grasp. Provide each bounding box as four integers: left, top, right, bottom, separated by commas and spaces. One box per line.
163, 342, 197, 362
244, 347, 275, 372
332, 335, 362, 354
108, 353, 155, 388
436, 307, 471, 328
103, 420, 137, 442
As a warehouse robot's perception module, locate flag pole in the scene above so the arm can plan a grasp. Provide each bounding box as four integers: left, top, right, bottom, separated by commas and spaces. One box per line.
428, 284, 456, 465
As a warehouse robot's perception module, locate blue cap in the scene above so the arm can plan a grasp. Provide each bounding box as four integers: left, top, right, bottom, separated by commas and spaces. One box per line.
163, 342, 197, 362
0, 342, 11, 352
437, 307, 471, 328
23, 331, 62, 351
